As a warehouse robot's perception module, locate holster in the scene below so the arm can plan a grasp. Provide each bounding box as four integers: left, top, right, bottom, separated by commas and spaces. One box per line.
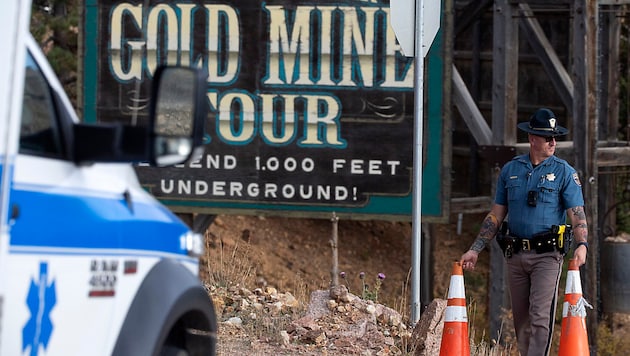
495, 222, 512, 257
553, 224, 573, 255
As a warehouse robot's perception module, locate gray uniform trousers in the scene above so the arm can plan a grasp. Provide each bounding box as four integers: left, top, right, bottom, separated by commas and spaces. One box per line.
506, 250, 563, 356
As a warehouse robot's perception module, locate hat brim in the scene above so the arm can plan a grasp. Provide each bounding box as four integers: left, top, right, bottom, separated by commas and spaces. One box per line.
517, 122, 568, 137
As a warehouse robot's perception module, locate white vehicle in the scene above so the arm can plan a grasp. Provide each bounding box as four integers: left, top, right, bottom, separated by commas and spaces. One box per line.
0, 2, 217, 355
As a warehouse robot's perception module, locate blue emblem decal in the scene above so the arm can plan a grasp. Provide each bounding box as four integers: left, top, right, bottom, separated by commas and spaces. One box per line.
23, 262, 56, 356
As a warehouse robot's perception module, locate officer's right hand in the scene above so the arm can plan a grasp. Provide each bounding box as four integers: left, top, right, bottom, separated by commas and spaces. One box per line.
459, 250, 479, 271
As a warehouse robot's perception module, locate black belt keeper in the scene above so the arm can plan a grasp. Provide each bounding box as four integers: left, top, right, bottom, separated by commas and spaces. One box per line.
496, 225, 572, 257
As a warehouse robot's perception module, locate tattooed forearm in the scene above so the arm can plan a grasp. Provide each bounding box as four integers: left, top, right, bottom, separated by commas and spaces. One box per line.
571, 206, 586, 220
574, 224, 588, 244
570, 207, 588, 244
478, 213, 499, 239
470, 237, 491, 252
469, 213, 500, 253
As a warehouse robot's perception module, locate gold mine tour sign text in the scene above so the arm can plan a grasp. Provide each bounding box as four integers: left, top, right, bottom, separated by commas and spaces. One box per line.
108, 2, 414, 149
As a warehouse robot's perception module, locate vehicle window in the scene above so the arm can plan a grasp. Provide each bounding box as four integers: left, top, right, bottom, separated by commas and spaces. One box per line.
19, 51, 63, 157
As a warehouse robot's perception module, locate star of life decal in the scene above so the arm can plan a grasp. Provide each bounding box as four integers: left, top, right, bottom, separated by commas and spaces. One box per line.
23, 262, 56, 356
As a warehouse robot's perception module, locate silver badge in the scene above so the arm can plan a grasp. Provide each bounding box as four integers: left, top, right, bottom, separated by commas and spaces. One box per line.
546, 173, 556, 182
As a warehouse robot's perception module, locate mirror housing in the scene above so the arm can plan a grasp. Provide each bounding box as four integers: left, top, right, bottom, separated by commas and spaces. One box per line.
149, 66, 207, 167
73, 66, 207, 166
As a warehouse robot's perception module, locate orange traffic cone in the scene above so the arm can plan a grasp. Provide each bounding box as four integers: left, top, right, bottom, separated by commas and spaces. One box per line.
439, 261, 470, 356
558, 258, 592, 356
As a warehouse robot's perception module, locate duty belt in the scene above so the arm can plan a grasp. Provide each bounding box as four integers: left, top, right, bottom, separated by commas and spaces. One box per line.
496, 225, 573, 258
501, 235, 556, 256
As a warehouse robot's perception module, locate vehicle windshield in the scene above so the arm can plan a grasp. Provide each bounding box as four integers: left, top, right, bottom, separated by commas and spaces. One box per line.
19, 51, 63, 157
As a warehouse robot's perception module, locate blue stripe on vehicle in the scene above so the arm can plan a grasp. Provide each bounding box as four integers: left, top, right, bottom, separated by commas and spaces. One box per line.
9, 188, 189, 255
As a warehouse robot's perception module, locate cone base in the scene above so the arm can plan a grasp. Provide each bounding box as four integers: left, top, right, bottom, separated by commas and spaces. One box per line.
558, 316, 589, 356
439, 322, 470, 356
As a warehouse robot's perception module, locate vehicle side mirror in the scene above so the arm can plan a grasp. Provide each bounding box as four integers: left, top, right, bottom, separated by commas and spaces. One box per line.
149, 66, 207, 167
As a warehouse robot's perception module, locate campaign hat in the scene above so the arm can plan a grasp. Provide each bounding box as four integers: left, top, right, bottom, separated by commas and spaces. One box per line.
517, 108, 568, 137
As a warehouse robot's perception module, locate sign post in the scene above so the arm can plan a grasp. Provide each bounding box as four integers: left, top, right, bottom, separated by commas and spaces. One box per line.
389, 0, 441, 324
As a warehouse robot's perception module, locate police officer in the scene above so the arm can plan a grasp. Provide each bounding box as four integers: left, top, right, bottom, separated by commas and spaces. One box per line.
459, 108, 589, 356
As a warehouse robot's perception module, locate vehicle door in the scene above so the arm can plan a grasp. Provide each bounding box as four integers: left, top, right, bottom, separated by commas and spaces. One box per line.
1, 38, 119, 355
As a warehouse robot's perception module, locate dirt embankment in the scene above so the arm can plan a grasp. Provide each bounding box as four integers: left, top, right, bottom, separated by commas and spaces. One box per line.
202, 213, 494, 354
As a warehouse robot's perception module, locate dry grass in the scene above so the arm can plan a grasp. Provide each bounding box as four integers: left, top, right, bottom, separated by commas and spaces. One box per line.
597, 314, 630, 355
204, 232, 257, 289
204, 235, 310, 353
467, 301, 517, 356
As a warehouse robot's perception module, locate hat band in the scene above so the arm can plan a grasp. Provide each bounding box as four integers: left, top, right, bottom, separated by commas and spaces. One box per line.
529, 125, 556, 132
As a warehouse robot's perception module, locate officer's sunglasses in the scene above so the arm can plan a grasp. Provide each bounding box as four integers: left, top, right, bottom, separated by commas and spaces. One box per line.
534, 135, 556, 142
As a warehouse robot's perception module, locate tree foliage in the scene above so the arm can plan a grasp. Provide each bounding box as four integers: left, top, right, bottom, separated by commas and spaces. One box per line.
30, 0, 79, 105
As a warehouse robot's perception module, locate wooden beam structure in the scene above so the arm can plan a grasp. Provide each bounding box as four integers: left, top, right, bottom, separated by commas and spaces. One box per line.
452, 65, 492, 145
518, 3, 574, 111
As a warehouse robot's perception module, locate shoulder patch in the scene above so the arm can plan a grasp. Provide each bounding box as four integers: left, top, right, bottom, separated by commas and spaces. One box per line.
572, 172, 582, 186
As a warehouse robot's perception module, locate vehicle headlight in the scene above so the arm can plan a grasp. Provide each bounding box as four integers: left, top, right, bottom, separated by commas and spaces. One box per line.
180, 231, 204, 257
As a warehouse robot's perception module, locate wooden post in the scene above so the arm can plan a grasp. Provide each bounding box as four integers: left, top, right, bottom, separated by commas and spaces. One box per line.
572, 0, 599, 351
492, 0, 518, 146
488, 165, 510, 344
480, 145, 516, 345
330, 212, 339, 287
489, 0, 518, 343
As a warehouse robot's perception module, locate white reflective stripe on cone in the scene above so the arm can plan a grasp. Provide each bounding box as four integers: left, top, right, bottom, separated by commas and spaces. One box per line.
447, 275, 465, 298
445, 306, 468, 322
564, 270, 583, 294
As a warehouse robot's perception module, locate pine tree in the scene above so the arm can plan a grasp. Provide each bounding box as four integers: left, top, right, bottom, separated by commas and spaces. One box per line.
30, 0, 79, 106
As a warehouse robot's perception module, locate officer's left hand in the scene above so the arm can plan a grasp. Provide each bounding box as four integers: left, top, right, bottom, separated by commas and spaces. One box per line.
574, 244, 587, 266
459, 250, 479, 271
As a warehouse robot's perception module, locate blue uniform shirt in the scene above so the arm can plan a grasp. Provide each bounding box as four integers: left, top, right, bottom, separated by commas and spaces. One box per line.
495, 154, 584, 238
